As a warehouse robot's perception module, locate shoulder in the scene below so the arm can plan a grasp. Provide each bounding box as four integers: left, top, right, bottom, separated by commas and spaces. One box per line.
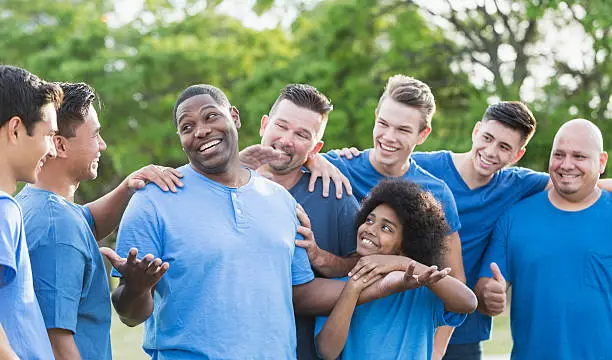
499, 166, 549, 182
410, 163, 454, 197
252, 172, 297, 205
411, 150, 451, 164
0, 194, 21, 221
507, 190, 549, 214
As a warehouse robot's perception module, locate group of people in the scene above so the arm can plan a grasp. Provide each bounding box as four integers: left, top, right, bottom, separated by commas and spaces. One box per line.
0, 64, 610, 360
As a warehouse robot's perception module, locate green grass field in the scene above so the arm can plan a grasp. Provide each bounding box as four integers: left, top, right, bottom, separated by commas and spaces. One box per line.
111, 309, 512, 358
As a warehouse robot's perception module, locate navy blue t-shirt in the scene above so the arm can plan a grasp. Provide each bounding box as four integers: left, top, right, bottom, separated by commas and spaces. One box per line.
412, 150, 549, 344
290, 172, 360, 360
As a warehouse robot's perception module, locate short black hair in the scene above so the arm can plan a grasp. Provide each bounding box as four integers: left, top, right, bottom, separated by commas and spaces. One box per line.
0, 65, 63, 135
56, 82, 98, 138
356, 179, 449, 266
269, 84, 333, 117
173, 84, 230, 127
482, 101, 536, 144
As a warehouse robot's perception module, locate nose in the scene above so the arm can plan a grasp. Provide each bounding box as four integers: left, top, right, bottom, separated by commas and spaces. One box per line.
194, 123, 211, 138
559, 155, 574, 170
98, 134, 107, 151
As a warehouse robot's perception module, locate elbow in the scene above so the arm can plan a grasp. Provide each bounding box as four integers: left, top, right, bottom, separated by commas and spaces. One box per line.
447, 291, 478, 314
315, 338, 341, 360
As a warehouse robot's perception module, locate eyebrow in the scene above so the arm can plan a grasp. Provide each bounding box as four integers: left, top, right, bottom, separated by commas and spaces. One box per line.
382, 217, 398, 227
177, 104, 218, 125
484, 132, 513, 149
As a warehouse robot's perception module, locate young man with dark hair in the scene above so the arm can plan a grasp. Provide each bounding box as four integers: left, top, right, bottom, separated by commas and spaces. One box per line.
477, 119, 612, 360
17, 82, 182, 360
258, 84, 360, 359
106, 84, 432, 359
0, 65, 62, 359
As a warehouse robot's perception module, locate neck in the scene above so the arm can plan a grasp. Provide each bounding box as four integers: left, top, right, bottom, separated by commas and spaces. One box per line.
369, 150, 411, 177
33, 161, 79, 202
257, 165, 303, 190
453, 152, 494, 189
548, 186, 602, 211
191, 160, 250, 188
0, 153, 17, 194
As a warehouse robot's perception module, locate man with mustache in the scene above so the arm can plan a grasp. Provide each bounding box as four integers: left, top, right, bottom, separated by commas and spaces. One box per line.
257, 84, 360, 359
17, 82, 182, 360
476, 119, 612, 360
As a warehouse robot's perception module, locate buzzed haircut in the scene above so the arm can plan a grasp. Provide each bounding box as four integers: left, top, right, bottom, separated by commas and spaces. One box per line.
269, 84, 333, 118
377, 75, 436, 130
56, 82, 98, 138
0, 65, 63, 135
173, 84, 231, 127
482, 101, 536, 144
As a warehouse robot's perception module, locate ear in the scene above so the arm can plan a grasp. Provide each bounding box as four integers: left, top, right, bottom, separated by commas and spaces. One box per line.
311, 140, 324, 155
416, 126, 432, 145
511, 147, 527, 165
472, 121, 482, 140
600, 151, 608, 174
5, 116, 24, 143
259, 115, 269, 137
53, 135, 70, 159
230, 106, 241, 130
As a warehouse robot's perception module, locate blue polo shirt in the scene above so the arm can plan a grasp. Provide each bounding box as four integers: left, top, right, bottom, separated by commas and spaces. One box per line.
17, 185, 112, 360
480, 190, 612, 360
113, 164, 315, 359
323, 149, 461, 234
0, 191, 54, 360
290, 173, 360, 359
315, 277, 466, 359
411, 150, 549, 343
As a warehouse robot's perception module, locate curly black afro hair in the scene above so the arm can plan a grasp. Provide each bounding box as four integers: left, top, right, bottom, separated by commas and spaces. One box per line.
355, 179, 450, 267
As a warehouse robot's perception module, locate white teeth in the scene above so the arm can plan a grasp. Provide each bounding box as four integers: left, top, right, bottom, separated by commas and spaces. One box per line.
380, 143, 397, 152
361, 238, 375, 246
200, 139, 221, 152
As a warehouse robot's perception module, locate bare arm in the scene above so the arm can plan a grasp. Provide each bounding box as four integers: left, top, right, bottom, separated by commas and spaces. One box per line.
87, 166, 183, 241
100, 247, 169, 327
315, 276, 380, 360
47, 328, 81, 360
432, 326, 454, 360
0, 322, 17, 360
445, 231, 466, 283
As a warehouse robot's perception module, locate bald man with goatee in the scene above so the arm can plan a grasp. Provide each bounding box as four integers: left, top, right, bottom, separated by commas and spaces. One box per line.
476, 119, 612, 360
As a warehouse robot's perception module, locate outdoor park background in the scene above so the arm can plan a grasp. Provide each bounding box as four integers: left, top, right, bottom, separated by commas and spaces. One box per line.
2, 0, 610, 357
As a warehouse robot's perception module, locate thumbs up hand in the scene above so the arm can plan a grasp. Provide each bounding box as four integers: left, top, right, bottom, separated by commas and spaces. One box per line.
477, 262, 507, 316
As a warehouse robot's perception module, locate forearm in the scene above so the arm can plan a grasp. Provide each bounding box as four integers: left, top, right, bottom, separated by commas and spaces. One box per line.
316, 285, 360, 360
429, 276, 477, 313
111, 282, 154, 327
445, 232, 466, 283
432, 326, 454, 360
293, 278, 344, 316
86, 179, 132, 241
0, 323, 17, 360
312, 252, 359, 278
47, 328, 82, 360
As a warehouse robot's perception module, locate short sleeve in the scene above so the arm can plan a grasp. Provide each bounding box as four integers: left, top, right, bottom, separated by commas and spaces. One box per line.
0, 198, 20, 286
30, 241, 86, 333
516, 168, 550, 199
79, 205, 96, 233
112, 192, 163, 278
338, 195, 360, 257
479, 212, 511, 282
432, 292, 467, 327
292, 245, 315, 286
439, 183, 461, 234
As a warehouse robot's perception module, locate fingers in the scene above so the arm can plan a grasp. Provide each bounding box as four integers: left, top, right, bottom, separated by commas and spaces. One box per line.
151, 166, 179, 192
490, 262, 505, 284
338, 171, 352, 198
339, 147, 353, 159
126, 248, 138, 265
295, 205, 312, 229
99, 247, 124, 269
363, 274, 383, 288
349, 259, 377, 281
425, 267, 451, 285
321, 170, 331, 198
405, 261, 416, 278
349, 147, 360, 157
296, 225, 314, 242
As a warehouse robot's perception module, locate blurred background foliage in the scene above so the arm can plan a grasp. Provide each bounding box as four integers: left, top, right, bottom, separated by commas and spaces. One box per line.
1, 0, 610, 203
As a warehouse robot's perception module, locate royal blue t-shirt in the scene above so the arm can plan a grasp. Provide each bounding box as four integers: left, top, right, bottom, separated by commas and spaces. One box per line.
411, 150, 549, 343
315, 277, 466, 359
113, 165, 315, 359
323, 150, 461, 234
0, 191, 54, 360
290, 173, 360, 360
480, 190, 612, 360
17, 185, 112, 360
